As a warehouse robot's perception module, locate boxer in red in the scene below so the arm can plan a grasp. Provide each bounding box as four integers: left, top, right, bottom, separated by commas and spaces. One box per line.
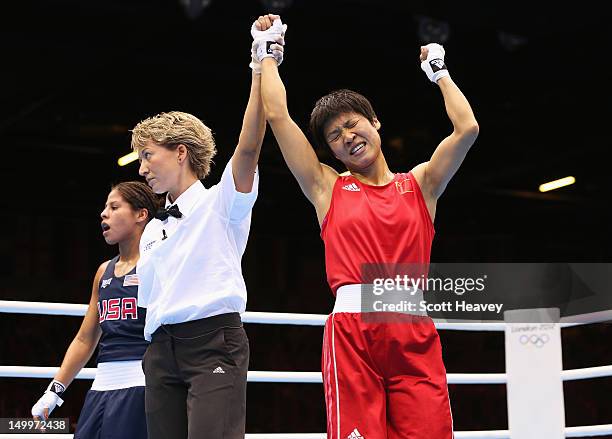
255, 14, 478, 439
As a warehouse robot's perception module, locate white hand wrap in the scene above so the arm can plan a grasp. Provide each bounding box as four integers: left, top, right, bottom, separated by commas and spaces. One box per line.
31, 380, 66, 419
249, 18, 287, 72
250, 40, 284, 73
420, 43, 450, 83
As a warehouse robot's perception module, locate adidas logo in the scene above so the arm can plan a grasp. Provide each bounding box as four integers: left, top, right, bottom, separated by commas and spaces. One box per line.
212, 366, 225, 374
342, 183, 360, 192
430, 58, 446, 72
347, 428, 364, 439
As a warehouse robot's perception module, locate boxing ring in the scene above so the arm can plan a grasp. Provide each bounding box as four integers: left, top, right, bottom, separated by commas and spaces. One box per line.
1, 300, 611, 438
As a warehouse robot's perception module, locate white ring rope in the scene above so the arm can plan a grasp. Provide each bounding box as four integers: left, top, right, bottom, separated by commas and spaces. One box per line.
0, 300, 328, 326
2, 300, 611, 438
0, 366, 514, 384
3, 300, 611, 330
3, 365, 612, 383
565, 424, 612, 437
560, 365, 612, 382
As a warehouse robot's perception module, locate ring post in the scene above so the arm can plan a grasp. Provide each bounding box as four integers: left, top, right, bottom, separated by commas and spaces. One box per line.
504, 308, 564, 439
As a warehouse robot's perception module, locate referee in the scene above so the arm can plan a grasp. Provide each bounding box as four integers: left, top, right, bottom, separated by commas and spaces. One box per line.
130, 42, 278, 437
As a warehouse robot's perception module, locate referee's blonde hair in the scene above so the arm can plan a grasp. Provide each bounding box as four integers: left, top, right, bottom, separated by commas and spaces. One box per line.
131, 111, 217, 179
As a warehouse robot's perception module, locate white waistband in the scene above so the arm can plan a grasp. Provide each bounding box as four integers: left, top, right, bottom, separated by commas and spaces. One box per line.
91, 360, 145, 391
334, 284, 427, 316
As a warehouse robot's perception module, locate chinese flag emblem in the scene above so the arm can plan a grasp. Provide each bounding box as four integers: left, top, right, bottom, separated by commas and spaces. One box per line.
395, 178, 414, 194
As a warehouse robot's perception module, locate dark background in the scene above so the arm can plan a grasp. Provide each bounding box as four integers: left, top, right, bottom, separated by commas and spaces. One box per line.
1, 0, 610, 435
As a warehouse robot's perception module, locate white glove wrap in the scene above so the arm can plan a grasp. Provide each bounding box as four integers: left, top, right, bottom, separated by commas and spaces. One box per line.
250, 40, 284, 73
420, 43, 450, 83
249, 18, 287, 72
31, 380, 66, 419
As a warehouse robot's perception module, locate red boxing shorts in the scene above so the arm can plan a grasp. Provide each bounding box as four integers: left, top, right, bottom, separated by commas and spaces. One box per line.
322, 286, 454, 439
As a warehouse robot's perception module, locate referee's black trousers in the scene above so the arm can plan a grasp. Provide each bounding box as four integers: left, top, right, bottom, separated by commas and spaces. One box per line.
143, 313, 249, 439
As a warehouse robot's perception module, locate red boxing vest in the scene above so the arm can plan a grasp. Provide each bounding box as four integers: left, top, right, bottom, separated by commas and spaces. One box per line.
321, 172, 435, 295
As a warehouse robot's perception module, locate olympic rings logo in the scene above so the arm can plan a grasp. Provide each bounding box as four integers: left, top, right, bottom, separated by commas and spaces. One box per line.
519, 334, 549, 348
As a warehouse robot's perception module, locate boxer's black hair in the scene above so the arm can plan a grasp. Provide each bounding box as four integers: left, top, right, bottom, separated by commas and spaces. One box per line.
309, 89, 377, 149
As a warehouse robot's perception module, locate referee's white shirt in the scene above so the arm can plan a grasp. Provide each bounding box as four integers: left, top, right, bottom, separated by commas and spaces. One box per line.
137, 159, 258, 341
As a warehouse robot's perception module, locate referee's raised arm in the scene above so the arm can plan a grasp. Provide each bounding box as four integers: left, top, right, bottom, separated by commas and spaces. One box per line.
232, 69, 267, 193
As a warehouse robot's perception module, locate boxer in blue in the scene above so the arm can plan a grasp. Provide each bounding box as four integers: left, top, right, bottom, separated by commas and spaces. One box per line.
31, 181, 160, 438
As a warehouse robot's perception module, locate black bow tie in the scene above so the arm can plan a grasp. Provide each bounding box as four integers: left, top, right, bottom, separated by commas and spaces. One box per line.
155, 204, 183, 221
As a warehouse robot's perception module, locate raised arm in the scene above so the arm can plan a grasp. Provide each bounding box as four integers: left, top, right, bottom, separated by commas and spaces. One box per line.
414, 44, 479, 200
232, 71, 266, 193
256, 16, 337, 218
32, 262, 106, 420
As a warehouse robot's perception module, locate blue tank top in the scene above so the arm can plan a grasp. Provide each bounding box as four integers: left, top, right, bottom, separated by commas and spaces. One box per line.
97, 256, 148, 363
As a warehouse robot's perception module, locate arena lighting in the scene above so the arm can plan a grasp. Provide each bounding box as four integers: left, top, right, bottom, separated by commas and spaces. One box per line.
498, 30, 528, 51
539, 176, 576, 192
118, 151, 138, 167
416, 15, 450, 44
260, 0, 293, 13
179, 0, 212, 20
